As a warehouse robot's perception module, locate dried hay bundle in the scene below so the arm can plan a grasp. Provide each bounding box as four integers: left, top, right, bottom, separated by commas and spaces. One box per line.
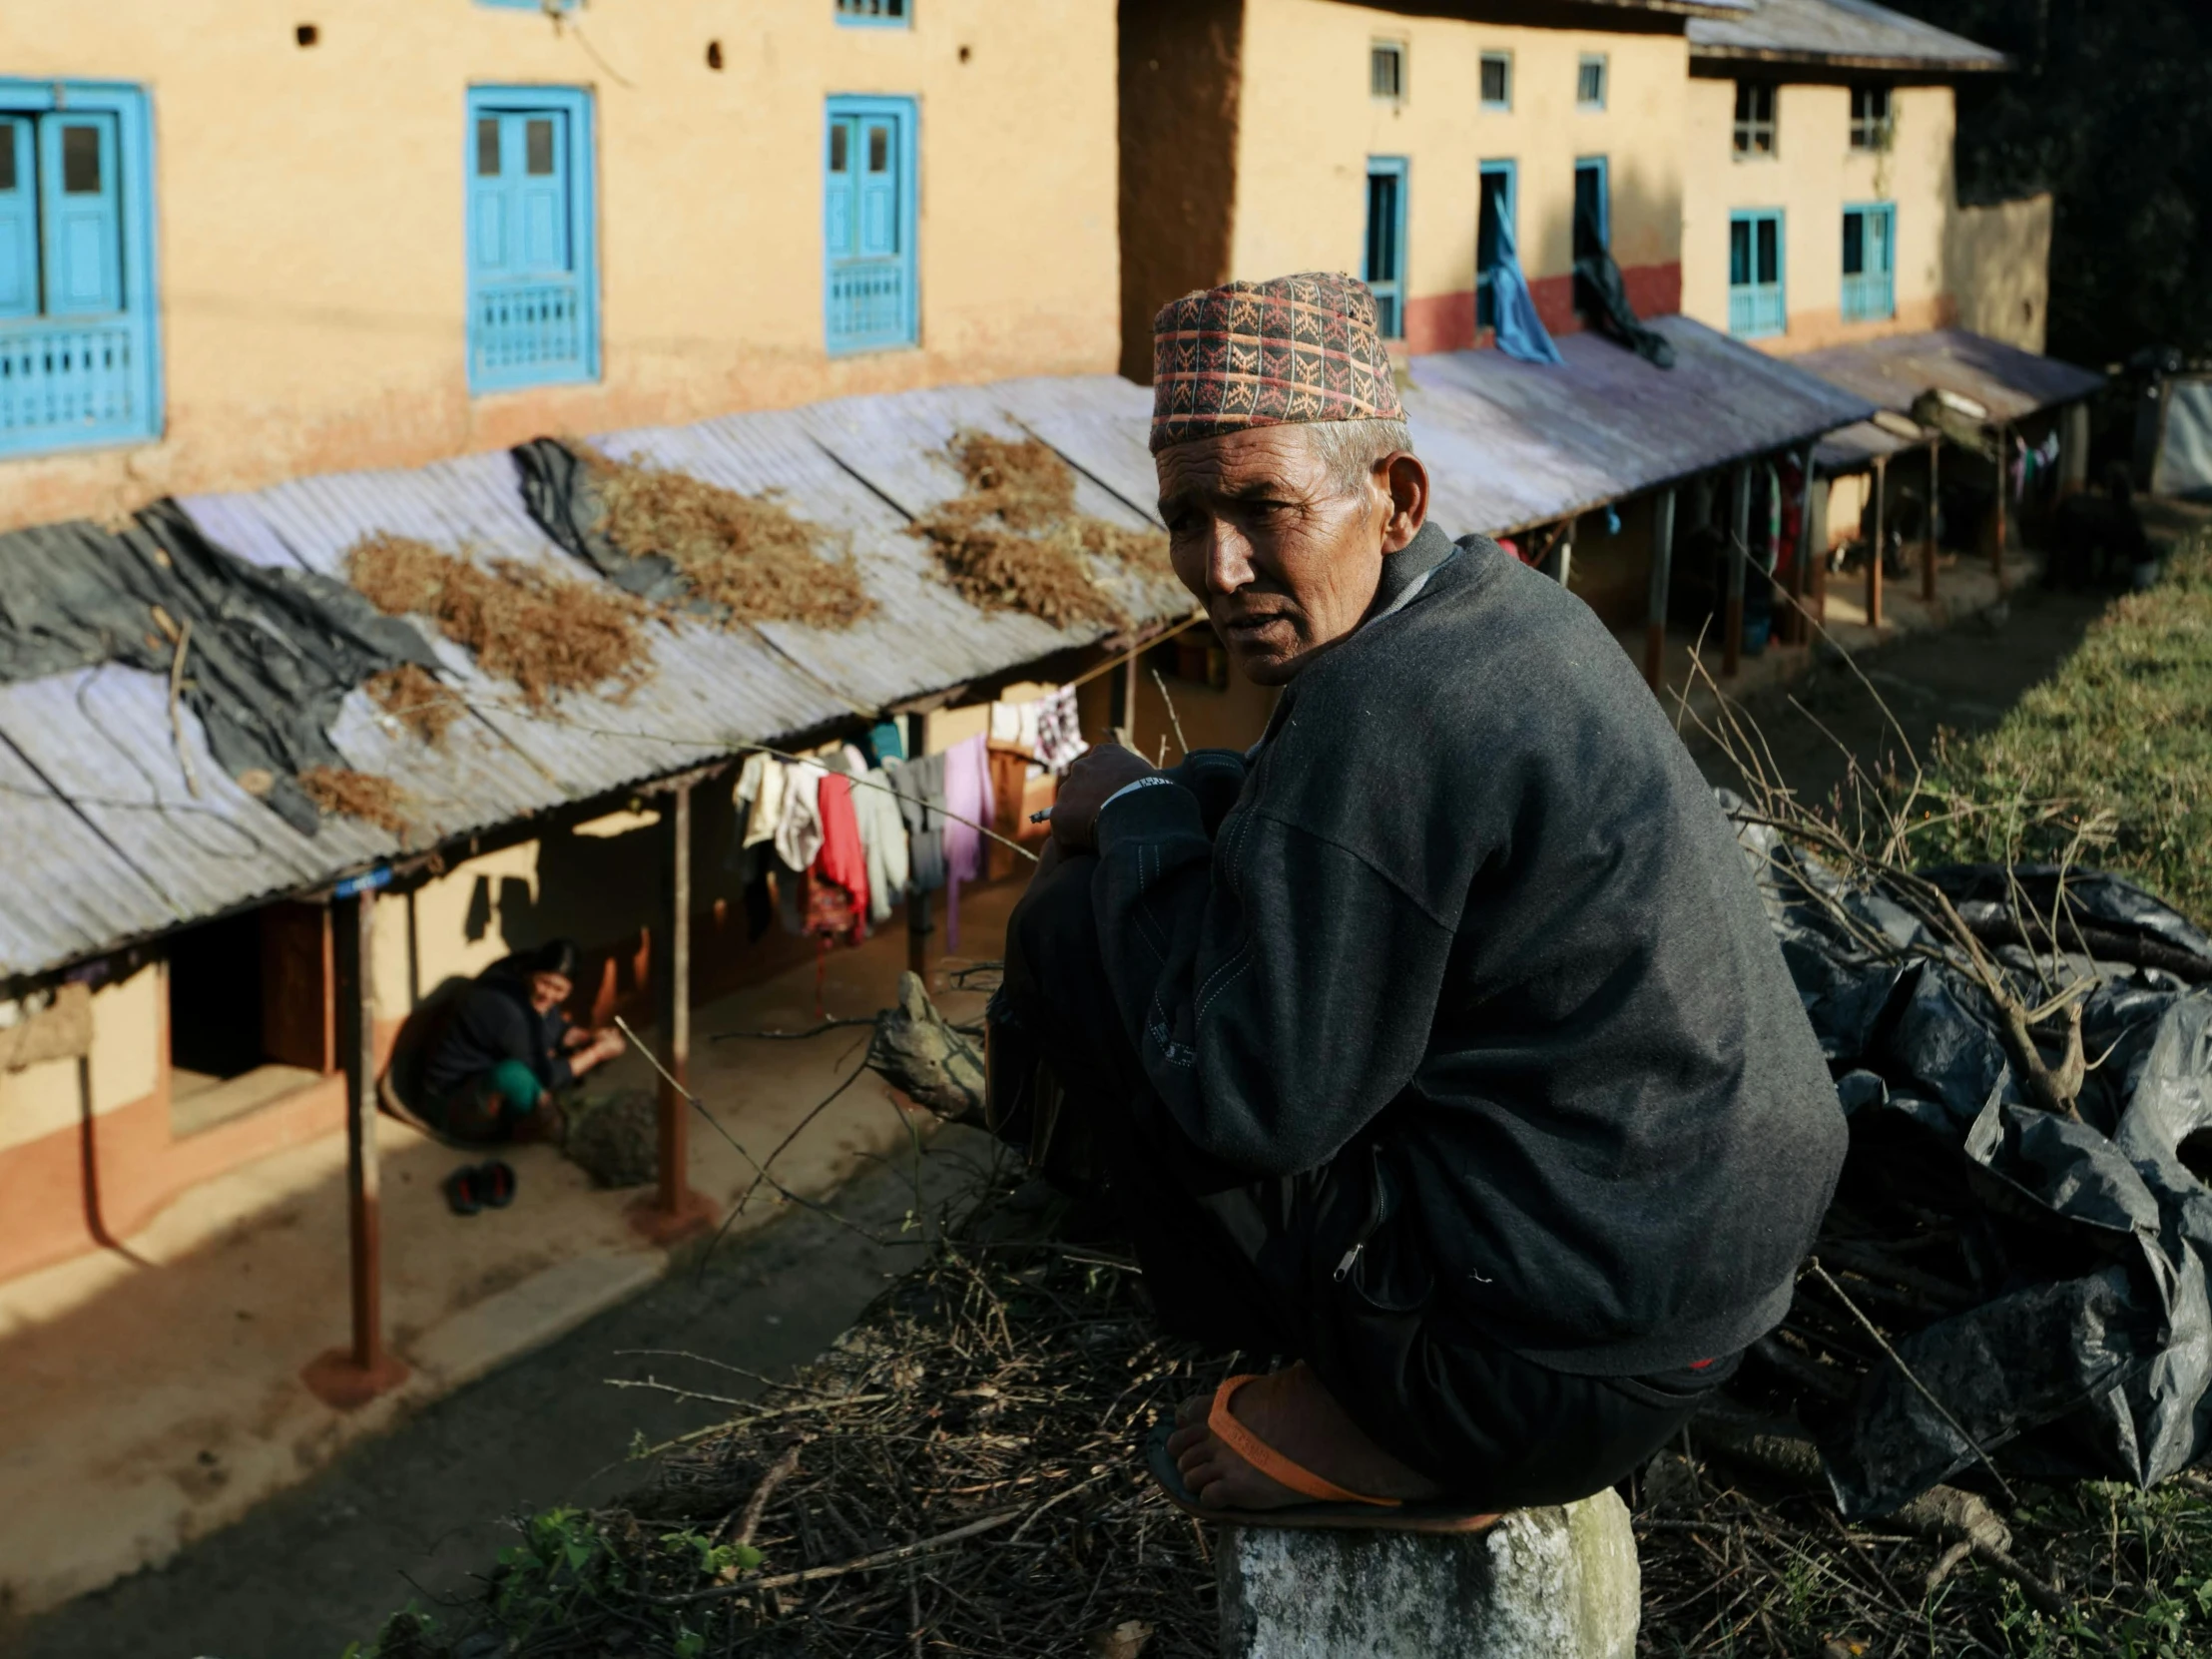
565, 1087, 659, 1189
365, 663, 465, 746
579, 446, 874, 630
912, 432, 1172, 631
298, 766, 409, 835
348, 532, 649, 710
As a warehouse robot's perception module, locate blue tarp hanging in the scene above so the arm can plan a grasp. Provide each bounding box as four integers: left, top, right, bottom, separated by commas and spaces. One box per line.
1490, 210, 1564, 366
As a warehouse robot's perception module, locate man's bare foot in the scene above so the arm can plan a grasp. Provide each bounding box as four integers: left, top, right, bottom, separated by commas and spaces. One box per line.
1164, 1363, 1445, 1511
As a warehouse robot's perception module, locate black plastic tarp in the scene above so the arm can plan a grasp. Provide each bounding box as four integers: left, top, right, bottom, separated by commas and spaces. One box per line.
0, 502, 439, 834
1730, 803, 2212, 1516
512, 437, 696, 608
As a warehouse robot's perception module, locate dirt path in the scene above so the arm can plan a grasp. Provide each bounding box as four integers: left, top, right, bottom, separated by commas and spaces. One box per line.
4, 1127, 996, 1659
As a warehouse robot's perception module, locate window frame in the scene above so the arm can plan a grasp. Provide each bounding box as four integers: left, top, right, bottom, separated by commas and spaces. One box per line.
1732, 81, 1778, 160
1479, 51, 1513, 114
1363, 155, 1408, 340
1840, 200, 1897, 322
1370, 39, 1407, 103
823, 93, 920, 356
1849, 84, 1894, 152
1727, 207, 1786, 339
463, 84, 601, 395
1573, 156, 1609, 262
834, 0, 911, 28
0, 78, 162, 459
1576, 53, 1608, 112
1475, 158, 1516, 332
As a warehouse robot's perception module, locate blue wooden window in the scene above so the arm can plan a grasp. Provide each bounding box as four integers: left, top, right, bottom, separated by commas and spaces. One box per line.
825, 96, 917, 354
1475, 160, 1514, 332
0, 82, 160, 458
466, 85, 597, 393
836, 0, 909, 24
1479, 52, 1511, 112
1364, 158, 1407, 340
1577, 54, 1607, 111
1573, 157, 1608, 262
1841, 202, 1896, 322
1729, 209, 1785, 338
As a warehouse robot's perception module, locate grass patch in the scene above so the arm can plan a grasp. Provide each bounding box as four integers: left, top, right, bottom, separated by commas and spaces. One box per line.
1911, 533, 2212, 923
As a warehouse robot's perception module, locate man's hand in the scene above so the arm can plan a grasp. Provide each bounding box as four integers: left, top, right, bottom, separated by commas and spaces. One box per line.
1049, 743, 1158, 855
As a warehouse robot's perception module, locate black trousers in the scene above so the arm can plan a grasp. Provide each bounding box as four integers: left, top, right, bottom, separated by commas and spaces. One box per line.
991, 851, 1730, 1508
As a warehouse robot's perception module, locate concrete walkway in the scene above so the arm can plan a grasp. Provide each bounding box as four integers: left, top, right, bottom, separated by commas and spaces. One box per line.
0, 880, 1021, 1627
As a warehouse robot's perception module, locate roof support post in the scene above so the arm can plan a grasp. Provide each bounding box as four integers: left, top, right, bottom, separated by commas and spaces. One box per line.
1789, 442, 1817, 647
904, 711, 931, 978
301, 888, 407, 1409
1644, 490, 1675, 693
1724, 463, 1749, 678
1923, 439, 1940, 603
1866, 454, 1887, 631
634, 780, 713, 1244
1551, 521, 1575, 591
1991, 420, 2009, 590
1808, 470, 1829, 625
2059, 401, 2088, 497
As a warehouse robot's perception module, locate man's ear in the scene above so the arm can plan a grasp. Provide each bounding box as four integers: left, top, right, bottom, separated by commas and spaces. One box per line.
1379, 452, 1429, 553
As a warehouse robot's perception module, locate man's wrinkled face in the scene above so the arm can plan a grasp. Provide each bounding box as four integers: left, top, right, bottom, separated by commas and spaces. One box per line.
530, 971, 572, 1015
1155, 426, 1390, 686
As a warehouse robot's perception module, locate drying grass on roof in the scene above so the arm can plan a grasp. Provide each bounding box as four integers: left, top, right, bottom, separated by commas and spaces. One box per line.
911, 431, 1172, 631
348, 532, 650, 711
578, 444, 874, 630
365, 664, 465, 747
298, 767, 410, 836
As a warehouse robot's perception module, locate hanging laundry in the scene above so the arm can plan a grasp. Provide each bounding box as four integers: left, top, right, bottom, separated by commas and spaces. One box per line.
1489, 209, 1565, 366
813, 772, 870, 941
739, 753, 786, 849
865, 720, 905, 766
1033, 686, 1087, 773
941, 733, 997, 887
851, 771, 911, 926
885, 752, 947, 894
775, 761, 827, 871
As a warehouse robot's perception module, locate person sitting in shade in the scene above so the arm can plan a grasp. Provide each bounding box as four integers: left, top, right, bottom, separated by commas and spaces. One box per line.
420, 938, 626, 1143
987, 272, 1845, 1527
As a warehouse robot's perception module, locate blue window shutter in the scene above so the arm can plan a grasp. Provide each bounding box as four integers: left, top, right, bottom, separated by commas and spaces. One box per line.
0, 117, 36, 318
1363, 157, 1406, 339
466, 87, 596, 393
825, 97, 916, 354
1728, 209, 1785, 337
40, 113, 123, 316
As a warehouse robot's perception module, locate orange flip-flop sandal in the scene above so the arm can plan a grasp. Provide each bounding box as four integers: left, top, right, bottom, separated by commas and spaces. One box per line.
1145, 1374, 1503, 1534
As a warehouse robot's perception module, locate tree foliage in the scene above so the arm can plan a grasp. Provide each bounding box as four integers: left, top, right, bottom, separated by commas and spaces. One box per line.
1893, 0, 2212, 366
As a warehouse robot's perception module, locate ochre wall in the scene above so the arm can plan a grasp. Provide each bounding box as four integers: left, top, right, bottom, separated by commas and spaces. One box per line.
0, 0, 1120, 532
1946, 192, 2052, 354
1682, 75, 1961, 352
1231, 0, 1688, 353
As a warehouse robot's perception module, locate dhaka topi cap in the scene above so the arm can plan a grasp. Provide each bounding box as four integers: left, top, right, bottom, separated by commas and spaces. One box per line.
1149, 272, 1404, 455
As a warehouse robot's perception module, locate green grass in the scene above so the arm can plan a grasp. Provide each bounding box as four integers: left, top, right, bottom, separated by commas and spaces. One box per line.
1910, 533, 2212, 925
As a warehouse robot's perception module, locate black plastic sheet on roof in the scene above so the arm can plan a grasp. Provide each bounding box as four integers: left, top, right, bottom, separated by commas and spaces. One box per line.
0, 502, 438, 834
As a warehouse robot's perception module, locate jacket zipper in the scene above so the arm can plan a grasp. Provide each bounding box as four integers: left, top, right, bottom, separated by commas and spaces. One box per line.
1332, 1146, 1389, 1284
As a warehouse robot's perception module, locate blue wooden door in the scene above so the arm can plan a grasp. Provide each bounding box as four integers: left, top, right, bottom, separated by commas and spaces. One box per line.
1842, 204, 1895, 321
473, 111, 571, 283
1729, 210, 1785, 337
40, 113, 122, 317
1364, 158, 1406, 339
0, 117, 35, 318
466, 90, 594, 391
825, 98, 915, 353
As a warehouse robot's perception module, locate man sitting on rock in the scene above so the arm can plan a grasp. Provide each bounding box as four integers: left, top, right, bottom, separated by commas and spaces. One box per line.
988, 273, 1846, 1524
420, 938, 626, 1143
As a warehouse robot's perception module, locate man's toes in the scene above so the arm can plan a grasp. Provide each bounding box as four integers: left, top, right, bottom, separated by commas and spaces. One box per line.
1166, 1421, 1208, 1460
1174, 1392, 1210, 1429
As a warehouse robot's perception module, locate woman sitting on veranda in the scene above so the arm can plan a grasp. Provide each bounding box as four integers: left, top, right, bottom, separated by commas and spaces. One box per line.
418, 938, 626, 1143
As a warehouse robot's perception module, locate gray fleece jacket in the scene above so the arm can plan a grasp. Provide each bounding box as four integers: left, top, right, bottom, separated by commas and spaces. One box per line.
1091, 524, 1844, 1375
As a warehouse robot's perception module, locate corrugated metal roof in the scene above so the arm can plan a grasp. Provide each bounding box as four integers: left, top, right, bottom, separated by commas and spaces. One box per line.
1794, 328, 2105, 426
0, 374, 1191, 981
1406, 314, 1877, 536
1688, 0, 2008, 69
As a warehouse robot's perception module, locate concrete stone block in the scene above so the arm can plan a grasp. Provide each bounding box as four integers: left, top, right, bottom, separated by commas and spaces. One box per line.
1217, 1490, 1639, 1659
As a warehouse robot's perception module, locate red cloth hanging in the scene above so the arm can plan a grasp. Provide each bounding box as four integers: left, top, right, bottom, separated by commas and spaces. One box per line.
811, 772, 869, 942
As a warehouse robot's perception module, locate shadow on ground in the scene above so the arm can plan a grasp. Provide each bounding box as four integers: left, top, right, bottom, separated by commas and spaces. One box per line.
4, 1126, 999, 1659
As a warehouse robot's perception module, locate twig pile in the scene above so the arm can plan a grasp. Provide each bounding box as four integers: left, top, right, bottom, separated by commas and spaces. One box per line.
577, 445, 875, 631
912, 432, 1170, 630
298, 765, 410, 835
366, 663, 466, 746
348, 532, 651, 710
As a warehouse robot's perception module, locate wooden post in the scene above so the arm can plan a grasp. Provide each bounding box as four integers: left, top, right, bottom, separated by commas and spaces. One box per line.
1789, 442, 1817, 647
1808, 472, 1829, 625
301, 883, 407, 1408
2059, 401, 2088, 496
1120, 647, 1141, 753
634, 781, 713, 1243
1723, 463, 1748, 677
1644, 490, 1675, 692
1992, 420, 2009, 589
1866, 455, 1887, 630
1923, 438, 1939, 603
904, 710, 930, 977
1554, 521, 1575, 591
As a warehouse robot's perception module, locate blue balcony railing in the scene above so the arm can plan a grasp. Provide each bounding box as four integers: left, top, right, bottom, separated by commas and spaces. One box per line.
828, 261, 912, 352
0, 318, 147, 453
470, 280, 589, 389
1729, 285, 1785, 339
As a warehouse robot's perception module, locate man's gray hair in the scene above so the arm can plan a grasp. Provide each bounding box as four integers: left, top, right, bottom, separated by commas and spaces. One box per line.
1302, 417, 1415, 497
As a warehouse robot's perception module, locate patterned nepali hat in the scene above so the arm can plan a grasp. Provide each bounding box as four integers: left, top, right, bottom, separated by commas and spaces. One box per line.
1149, 272, 1404, 454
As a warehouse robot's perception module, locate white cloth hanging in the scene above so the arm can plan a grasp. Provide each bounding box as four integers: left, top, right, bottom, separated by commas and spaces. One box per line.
774, 761, 826, 870
742, 755, 786, 848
